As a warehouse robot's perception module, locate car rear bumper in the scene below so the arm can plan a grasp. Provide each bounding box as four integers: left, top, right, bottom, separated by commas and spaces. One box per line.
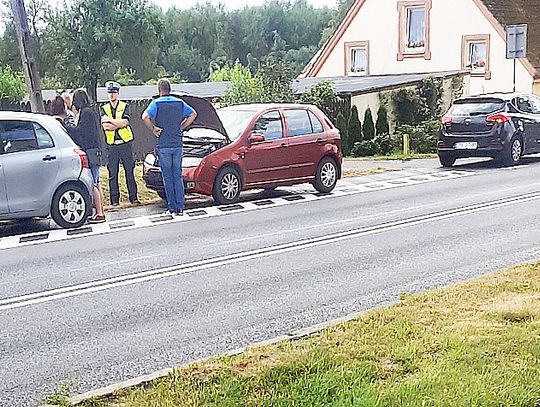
437, 132, 507, 157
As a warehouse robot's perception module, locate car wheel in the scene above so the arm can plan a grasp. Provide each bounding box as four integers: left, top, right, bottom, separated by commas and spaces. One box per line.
157, 190, 167, 200
51, 183, 91, 229
438, 154, 456, 168
213, 166, 241, 205
502, 136, 522, 166
313, 157, 338, 193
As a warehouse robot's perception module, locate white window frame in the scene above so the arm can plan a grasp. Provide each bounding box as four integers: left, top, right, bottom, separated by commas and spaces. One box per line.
344, 41, 369, 76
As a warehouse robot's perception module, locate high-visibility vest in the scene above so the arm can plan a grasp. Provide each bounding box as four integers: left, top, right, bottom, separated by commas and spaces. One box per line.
102, 101, 134, 145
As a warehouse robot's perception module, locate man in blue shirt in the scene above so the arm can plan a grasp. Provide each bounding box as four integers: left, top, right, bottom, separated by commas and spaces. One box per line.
142, 79, 197, 215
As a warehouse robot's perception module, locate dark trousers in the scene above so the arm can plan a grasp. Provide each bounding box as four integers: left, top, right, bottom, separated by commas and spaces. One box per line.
107, 142, 138, 204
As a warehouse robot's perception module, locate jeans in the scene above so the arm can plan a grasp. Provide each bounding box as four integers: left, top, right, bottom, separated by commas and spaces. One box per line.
107, 142, 138, 204
157, 147, 184, 212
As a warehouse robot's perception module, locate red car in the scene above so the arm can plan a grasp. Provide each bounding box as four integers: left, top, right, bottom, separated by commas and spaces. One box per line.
143, 96, 342, 205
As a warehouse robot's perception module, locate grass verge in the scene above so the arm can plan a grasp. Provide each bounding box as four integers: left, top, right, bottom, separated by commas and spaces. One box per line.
346, 153, 437, 161
99, 164, 161, 211
78, 263, 540, 407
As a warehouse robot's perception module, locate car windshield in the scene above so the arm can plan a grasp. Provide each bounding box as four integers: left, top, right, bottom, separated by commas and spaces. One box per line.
217, 109, 256, 141
450, 99, 505, 116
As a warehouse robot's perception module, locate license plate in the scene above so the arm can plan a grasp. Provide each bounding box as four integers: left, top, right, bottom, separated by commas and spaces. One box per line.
454, 142, 478, 150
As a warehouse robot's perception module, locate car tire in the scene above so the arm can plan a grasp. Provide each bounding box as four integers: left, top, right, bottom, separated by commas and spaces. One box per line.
501, 136, 522, 166
438, 154, 456, 168
212, 166, 242, 205
50, 183, 91, 229
313, 157, 338, 193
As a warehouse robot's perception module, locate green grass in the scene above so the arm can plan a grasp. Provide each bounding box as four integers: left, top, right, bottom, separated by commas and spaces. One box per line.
345, 153, 437, 161
79, 263, 540, 407
98, 163, 161, 210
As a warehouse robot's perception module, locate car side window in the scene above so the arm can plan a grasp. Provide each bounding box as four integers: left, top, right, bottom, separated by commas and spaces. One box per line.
34, 123, 55, 149
528, 96, 540, 114
252, 111, 283, 141
0, 121, 39, 154
284, 109, 313, 137
308, 111, 324, 133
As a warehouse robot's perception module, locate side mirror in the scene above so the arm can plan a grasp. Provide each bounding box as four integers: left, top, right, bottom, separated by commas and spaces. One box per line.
248, 133, 265, 144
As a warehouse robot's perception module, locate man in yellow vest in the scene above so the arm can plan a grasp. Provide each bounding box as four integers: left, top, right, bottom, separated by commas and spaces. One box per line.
101, 81, 139, 206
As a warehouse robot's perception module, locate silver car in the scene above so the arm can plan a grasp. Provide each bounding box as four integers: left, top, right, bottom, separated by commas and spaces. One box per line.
0, 112, 94, 228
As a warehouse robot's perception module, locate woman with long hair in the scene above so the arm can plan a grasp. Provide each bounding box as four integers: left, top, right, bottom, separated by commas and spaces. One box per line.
66, 89, 106, 223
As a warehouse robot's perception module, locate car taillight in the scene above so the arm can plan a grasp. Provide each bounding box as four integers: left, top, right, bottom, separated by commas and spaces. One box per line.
486, 113, 510, 124
441, 115, 452, 125
75, 149, 89, 168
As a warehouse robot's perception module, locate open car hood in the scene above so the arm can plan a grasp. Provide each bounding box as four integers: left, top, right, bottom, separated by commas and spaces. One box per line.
152, 94, 230, 142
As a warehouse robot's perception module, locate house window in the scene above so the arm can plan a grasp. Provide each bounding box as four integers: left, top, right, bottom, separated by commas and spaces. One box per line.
397, 1, 431, 60
344, 41, 369, 76
462, 34, 491, 79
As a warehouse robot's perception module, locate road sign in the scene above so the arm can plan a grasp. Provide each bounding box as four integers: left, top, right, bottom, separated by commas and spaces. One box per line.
506, 24, 527, 59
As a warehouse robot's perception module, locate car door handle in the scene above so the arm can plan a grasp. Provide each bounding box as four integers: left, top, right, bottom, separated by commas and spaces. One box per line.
316, 138, 324, 144
280, 142, 287, 148
42, 155, 57, 161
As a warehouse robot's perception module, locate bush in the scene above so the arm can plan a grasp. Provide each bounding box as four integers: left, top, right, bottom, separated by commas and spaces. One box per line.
394, 120, 440, 154
0, 65, 25, 102
335, 112, 349, 156
373, 133, 395, 156
391, 77, 444, 125
351, 139, 377, 157
375, 104, 389, 136
362, 107, 375, 141
210, 61, 264, 107
347, 106, 362, 153
299, 80, 338, 119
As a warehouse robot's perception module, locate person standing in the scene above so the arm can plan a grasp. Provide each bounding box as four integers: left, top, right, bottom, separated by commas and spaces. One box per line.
142, 78, 197, 215
67, 89, 106, 223
60, 91, 76, 127
100, 81, 139, 206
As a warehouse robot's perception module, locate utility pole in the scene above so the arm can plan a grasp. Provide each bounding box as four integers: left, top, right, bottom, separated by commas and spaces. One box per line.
9, 0, 45, 113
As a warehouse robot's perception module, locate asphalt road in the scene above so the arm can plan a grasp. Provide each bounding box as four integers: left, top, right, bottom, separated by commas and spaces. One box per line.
2, 157, 540, 405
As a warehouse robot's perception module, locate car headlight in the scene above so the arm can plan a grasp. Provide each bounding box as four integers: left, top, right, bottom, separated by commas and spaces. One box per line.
183, 157, 203, 168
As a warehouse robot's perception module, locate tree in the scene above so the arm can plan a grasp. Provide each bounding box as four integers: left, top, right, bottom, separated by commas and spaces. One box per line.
362, 107, 375, 141
375, 104, 389, 136
335, 112, 349, 155
210, 61, 263, 107
44, 0, 160, 101
0, 65, 25, 101
347, 105, 362, 152
299, 80, 338, 120
255, 57, 294, 103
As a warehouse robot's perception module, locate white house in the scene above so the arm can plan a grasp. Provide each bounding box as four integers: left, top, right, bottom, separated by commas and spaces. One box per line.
301, 0, 540, 96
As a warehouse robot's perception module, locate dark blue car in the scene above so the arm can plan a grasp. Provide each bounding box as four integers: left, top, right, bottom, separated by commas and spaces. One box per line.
437, 93, 540, 167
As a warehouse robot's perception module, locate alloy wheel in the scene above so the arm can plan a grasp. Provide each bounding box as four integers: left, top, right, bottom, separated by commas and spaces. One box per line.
221, 173, 239, 201
512, 139, 522, 163
58, 190, 86, 225
321, 162, 337, 188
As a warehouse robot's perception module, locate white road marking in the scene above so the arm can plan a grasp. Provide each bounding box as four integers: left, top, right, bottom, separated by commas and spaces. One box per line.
2, 189, 538, 313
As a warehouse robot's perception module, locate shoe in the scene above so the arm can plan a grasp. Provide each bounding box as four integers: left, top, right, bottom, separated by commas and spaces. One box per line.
164, 210, 174, 215
175, 209, 184, 216
111, 202, 119, 207
88, 214, 106, 224
130, 199, 140, 206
